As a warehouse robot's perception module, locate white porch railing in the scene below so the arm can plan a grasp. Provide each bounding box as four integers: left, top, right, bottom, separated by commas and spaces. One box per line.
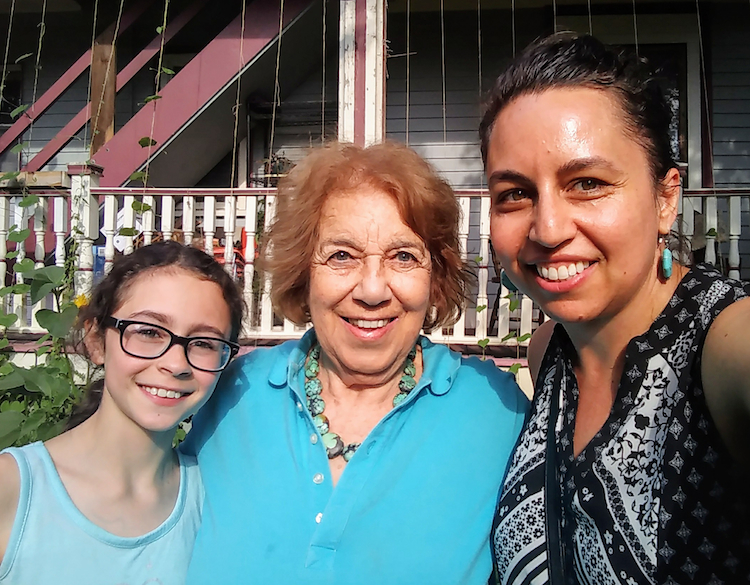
3, 171, 748, 345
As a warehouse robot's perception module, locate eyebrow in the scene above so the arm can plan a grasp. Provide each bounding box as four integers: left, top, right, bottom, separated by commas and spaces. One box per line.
488, 156, 621, 186
319, 237, 425, 252
487, 169, 533, 186
127, 310, 227, 338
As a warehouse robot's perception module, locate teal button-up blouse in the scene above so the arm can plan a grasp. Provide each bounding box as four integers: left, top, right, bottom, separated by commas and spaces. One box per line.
183, 330, 528, 585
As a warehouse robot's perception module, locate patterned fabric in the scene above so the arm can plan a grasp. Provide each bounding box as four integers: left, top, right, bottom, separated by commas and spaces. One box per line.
493, 264, 750, 585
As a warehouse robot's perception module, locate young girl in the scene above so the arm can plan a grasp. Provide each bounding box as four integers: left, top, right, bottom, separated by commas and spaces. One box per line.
0, 240, 244, 584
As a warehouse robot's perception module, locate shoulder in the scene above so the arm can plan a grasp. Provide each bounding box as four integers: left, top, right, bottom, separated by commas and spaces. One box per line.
453, 354, 530, 420
0, 452, 22, 563
527, 320, 556, 386
701, 295, 750, 463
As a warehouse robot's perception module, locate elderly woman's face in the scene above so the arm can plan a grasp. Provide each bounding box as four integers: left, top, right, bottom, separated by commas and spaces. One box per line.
308, 186, 432, 381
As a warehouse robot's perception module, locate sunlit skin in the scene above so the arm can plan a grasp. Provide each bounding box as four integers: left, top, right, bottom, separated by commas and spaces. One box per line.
486, 88, 683, 454
308, 187, 432, 484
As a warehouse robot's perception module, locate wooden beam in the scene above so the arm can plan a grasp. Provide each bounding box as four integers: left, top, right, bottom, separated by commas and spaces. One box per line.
89, 28, 116, 157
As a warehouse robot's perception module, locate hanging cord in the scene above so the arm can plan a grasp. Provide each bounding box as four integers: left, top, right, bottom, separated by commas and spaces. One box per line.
405, 0, 410, 145
268, 0, 285, 185
440, 0, 447, 142
587, 0, 593, 35
27, 0, 48, 162
321, 0, 327, 143
477, 0, 482, 101
631, 0, 639, 55
0, 0, 17, 124
695, 0, 714, 183
552, 0, 558, 33
229, 0, 247, 190
511, 0, 516, 56
83, 0, 100, 148
141, 0, 170, 186
90, 0, 125, 154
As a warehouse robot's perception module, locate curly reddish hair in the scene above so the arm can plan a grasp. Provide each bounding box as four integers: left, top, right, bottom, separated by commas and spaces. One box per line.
260, 141, 472, 330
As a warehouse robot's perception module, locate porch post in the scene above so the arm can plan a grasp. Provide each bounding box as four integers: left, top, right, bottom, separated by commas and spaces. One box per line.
338, 0, 386, 145
68, 163, 103, 298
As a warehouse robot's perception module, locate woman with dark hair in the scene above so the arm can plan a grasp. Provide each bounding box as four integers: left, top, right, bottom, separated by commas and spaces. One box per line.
182, 141, 529, 585
482, 33, 750, 584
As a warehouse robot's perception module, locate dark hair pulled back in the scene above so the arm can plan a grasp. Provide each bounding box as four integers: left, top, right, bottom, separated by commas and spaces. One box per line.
479, 32, 676, 182
67, 240, 245, 429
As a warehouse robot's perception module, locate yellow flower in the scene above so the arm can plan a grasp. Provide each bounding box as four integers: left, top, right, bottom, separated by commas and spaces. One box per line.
73, 294, 89, 308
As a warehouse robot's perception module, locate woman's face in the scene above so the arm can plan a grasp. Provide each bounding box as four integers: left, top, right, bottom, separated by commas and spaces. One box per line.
485, 87, 680, 326
308, 186, 432, 383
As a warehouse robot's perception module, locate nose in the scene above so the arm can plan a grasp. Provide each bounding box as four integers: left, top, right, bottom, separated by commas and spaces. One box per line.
158, 344, 193, 379
352, 256, 393, 307
528, 189, 577, 249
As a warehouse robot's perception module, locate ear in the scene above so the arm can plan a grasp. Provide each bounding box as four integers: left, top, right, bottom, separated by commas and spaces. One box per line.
657, 167, 681, 235
83, 321, 106, 366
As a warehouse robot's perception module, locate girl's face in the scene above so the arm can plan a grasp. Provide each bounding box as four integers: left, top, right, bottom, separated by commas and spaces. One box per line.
90, 268, 233, 435
485, 88, 680, 326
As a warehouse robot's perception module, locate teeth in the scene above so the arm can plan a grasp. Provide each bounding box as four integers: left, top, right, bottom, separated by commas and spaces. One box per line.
536, 261, 590, 282
351, 319, 390, 329
142, 386, 183, 399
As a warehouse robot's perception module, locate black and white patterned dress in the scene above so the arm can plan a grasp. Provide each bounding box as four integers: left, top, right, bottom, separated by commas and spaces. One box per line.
493, 264, 750, 585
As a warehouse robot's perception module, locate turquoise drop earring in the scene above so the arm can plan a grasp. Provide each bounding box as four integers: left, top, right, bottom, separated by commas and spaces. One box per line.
660, 237, 673, 279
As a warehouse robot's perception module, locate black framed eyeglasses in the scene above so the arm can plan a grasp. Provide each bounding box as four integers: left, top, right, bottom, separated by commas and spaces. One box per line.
103, 316, 239, 373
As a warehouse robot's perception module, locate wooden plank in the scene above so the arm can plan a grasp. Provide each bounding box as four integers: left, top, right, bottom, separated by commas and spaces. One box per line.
89, 28, 117, 157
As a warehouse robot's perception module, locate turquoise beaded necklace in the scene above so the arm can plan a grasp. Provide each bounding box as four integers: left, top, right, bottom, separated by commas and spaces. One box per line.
304, 343, 418, 462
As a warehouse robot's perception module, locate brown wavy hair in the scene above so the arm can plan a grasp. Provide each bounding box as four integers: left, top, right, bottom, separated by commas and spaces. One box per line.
260, 141, 473, 330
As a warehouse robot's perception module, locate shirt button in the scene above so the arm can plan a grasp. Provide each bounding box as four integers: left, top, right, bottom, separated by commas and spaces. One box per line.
313, 473, 324, 484
315, 512, 323, 523
310, 434, 318, 444
296, 402, 303, 411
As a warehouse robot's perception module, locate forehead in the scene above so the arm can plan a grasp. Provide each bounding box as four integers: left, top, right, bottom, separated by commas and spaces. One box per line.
487, 87, 637, 166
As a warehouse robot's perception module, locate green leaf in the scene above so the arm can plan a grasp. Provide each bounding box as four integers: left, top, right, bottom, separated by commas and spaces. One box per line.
129, 171, 147, 183
8, 228, 30, 243
131, 201, 152, 213
20, 368, 58, 397
13, 258, 35, 273
30, 279, 58, 304
0, 313, 18, 328
508, 298, 520, 312
477, 338, 490, 349
501, 332, 517, 342
0, 362, 14, 377
156, 25, 164, 34
517, 333, 532, 343
5, 251, 18, 259
35, 305, 79, 339
12, 283, 30, 295
0, 400, 24, 412
18, 194, 39, 207
9, 141, 29, 154
0, 369, 23, 390
21, 409, 47, 435
138, 136, 157, 148
14, 52, 33, 63
508, 363, 522, 375
118, 227, 139, 237
35, 345, 51, 356
474, 256, 483, 264
0, 338, 9, 349
476, 304, 487, 314
0, 411, 25, 449
161, 66, 175, 75
9, 104, 29, 119
0, 286, 12, 296
28, 265, 65, 286
706, 228, 718, 238
143, 94, 162, 103
0, 171, 20, 182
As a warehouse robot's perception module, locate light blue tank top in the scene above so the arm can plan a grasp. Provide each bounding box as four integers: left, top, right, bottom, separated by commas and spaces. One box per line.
0, 441, 203, 585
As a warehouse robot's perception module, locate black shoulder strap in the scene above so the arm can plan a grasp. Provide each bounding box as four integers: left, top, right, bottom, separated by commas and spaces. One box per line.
545, 361, 566, 583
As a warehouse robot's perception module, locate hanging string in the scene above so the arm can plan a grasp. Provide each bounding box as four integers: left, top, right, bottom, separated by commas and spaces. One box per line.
440, 0, 447, 142
631, 0, 639, 55
229, 0, 247, 190
695, 0, 714, 184
0, 0, 17, 123
268, 0, 286, 184
321, 0, 327, 143
552, 0, 557, 33
477, 0, 482, 99
511, 0, 516, 56
83, 0, 100, 148
27, 0, 48, 161
587, 0, 593, 35
142, 0, 170, 186
405, 0, 410, 145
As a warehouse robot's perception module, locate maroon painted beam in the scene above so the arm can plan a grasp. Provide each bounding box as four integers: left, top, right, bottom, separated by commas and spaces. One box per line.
0, 0, 156, 157
91, 0, 312, 187
24, 0, 208, 173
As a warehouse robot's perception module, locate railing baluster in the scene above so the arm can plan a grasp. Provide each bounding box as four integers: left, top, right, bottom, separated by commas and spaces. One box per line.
30, 200, 48, 329
261, 194, 276, 335
142, 194, 155, 245
450, 196, 471, 342
182, 195, 195, 245
203, 195, 216, 256
53, 195, 67, 268
728, 194, 741, 280
475, 196, 491, 341
162, 194, 175, 242
243, 194, 257, 331
704, 195, 717, 266
0, 197, 9, 320
71, 171, 100, 298
123, 194, 135, 255
223, 194, 236, 275
102, 194, 118, 274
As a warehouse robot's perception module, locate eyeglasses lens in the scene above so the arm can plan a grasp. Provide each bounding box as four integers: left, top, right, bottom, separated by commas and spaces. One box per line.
121, 323, 231, 372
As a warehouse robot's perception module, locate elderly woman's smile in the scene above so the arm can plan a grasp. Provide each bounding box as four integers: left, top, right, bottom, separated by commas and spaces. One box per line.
309, 186, 432, 383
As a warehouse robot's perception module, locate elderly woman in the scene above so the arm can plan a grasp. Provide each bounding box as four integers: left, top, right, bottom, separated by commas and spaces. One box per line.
182, 141, 528, 584
482, 34, 750, 584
